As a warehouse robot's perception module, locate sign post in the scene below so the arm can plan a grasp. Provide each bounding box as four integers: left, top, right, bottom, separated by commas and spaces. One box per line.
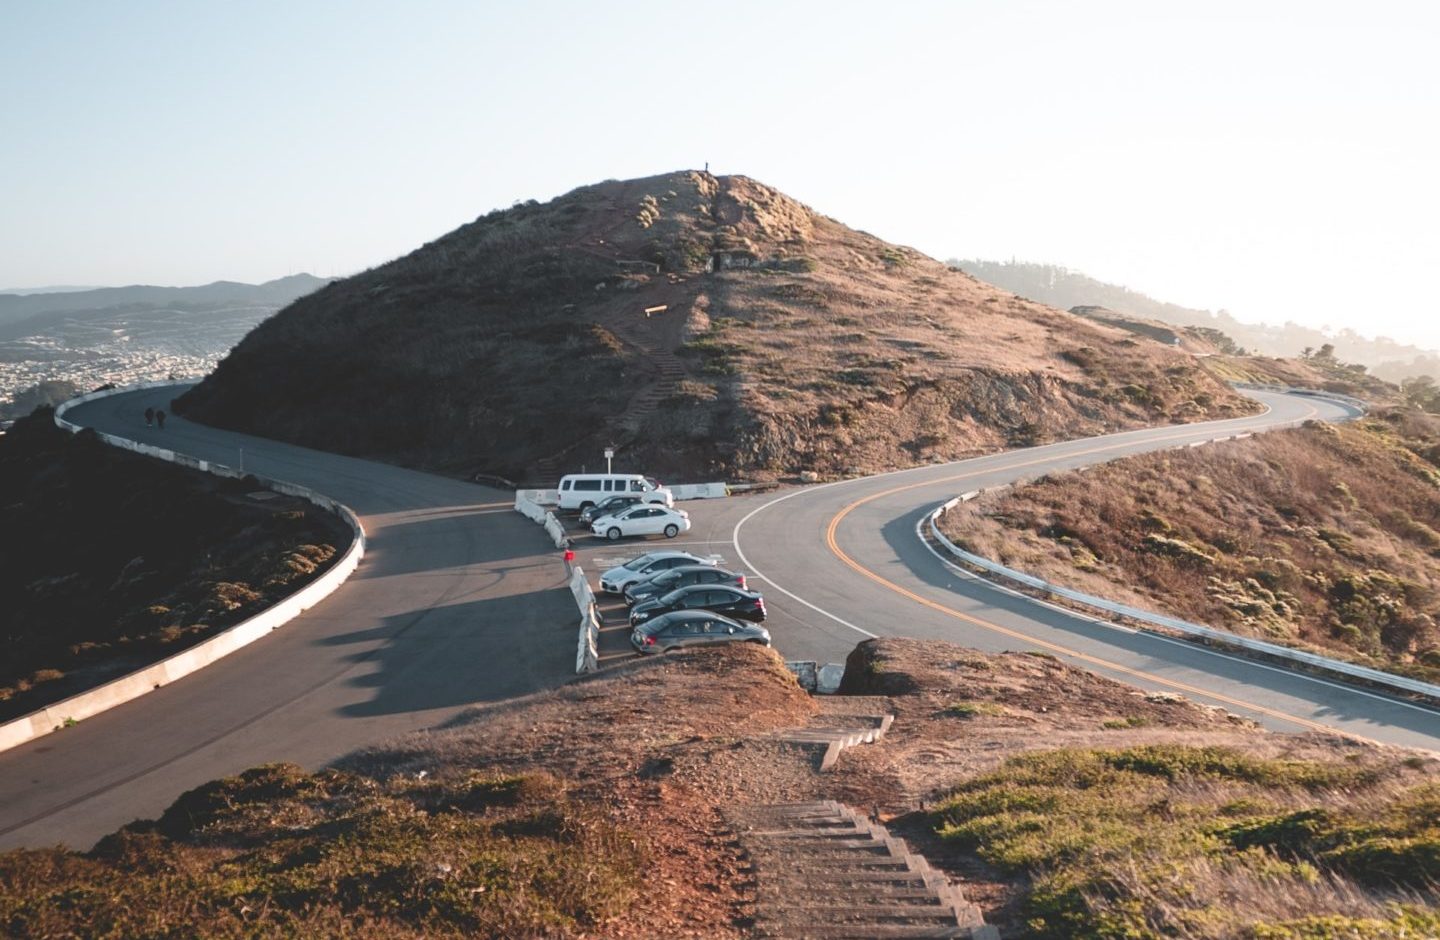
604, 445, 614, 475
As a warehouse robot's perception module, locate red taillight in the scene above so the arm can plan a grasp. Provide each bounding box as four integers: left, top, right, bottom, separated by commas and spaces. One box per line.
645, 636, 655, 646
757, 598, 765, 609
738, 575, 747, 589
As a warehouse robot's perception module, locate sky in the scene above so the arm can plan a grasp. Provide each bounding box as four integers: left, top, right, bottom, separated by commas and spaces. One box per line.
3, 1, 1438, 350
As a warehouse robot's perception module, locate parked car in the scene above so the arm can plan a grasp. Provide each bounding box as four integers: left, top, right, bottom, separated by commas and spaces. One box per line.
631, 610, 770, 654
557, 473, 674, 511
630, 583, 767, 625
599, 551, 718, 594
592, 505, 690, 541
624, 565, 748, 606
579, 494, 644, 526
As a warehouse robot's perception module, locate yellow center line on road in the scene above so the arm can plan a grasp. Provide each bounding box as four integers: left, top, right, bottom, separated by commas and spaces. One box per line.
819, 400, 1373, 739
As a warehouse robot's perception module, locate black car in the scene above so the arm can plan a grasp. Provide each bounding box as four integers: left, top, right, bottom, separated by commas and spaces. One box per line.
631, 610, 770, 654
623, 565, 748, 606
629, 583, 766, 625
579, 494, 644, 526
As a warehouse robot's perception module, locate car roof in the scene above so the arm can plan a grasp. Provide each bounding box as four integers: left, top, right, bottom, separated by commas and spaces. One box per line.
665, 583, 757, 598
644, 609, 746, 628
663, 564, 734, 576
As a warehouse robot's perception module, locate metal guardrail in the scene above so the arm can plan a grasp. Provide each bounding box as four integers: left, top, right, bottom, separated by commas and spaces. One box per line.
923, 389, 1440, 704
929, 502, 1440, 701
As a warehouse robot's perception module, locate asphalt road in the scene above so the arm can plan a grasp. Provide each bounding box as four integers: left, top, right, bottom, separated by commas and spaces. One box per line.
719, 389, 1440, 751
568, 390, 1440, 751
0, 386, 577, 850
7, 386, 1437, 852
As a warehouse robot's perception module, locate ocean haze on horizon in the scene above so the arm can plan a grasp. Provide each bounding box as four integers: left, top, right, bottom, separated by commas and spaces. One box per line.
2, 1, 1436, 351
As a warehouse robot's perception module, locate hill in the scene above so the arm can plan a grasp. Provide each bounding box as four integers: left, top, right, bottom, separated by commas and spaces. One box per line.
0, 409, 349, 720
176, 172, 1255, 483
939, 408, 1440, 680
954, 259, 1440, 382
6, 640, 1437, 937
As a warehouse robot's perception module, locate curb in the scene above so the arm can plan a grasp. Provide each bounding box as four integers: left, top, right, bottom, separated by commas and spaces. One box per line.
0, 382, 367, 755
921, 390, 1440, 707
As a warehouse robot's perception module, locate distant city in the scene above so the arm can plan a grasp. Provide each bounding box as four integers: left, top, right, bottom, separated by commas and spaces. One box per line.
0, 275, 328, 419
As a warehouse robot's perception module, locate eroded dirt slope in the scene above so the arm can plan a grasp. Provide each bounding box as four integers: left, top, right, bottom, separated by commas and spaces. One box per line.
177, 171, 1256, 483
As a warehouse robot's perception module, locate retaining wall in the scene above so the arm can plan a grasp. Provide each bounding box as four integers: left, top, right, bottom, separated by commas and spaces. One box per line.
0, 382, 367, 754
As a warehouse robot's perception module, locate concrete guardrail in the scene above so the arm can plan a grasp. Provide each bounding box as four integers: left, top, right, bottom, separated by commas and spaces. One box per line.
569, 566, 601, 673
0, 381, 367, 755
921, 390, 1440, 705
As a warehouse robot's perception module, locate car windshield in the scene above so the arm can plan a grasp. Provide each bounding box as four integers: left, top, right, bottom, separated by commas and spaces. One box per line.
658, 587, 695, 605
652, 571, 680, 586
622, 553, 659, 570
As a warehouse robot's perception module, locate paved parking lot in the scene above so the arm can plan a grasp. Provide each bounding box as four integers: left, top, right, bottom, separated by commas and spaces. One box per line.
555, 491, 837, 665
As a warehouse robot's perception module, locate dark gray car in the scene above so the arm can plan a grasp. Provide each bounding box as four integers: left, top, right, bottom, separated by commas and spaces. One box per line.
579, 494, 643, 526
623, 565, 748, 606
631, 610, 770, 654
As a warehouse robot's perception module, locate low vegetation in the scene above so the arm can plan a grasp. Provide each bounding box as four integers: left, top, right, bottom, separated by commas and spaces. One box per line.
0, 764, 642, 938
932, 745, 1440, 938
5, 638, 1438, 937
0, 409, 348, 720
940, 408, 1440, 679
177, 171, 1255, 483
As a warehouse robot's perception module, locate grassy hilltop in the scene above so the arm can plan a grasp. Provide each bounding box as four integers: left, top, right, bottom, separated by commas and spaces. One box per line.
0, 409, 348, 720
177, 171, 1255, 482
941, 408, 1440, 679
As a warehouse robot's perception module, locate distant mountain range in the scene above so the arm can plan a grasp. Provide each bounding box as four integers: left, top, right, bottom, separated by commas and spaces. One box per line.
0, 274, 330, 336
0, 274, 333, 415
950, 259, 1440, 384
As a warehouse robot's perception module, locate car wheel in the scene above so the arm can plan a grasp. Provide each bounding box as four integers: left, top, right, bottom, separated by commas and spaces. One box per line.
664, 524, 679, 538
606, 527, 622, 541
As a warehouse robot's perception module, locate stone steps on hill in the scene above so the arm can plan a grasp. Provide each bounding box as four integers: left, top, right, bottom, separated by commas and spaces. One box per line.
727, 801, 997, 940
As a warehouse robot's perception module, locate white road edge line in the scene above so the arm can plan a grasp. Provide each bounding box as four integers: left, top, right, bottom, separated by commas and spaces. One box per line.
731, 395, 1300, 649
732, 484, 878, 640
914, 513, 1440, 720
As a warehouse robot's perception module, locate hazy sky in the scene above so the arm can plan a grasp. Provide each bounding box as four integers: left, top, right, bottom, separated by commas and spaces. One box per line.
4, 1, 1438, 350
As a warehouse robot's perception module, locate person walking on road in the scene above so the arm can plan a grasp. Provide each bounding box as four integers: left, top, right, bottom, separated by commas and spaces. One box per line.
155, 410, 166, 430
144, 407, 154, 427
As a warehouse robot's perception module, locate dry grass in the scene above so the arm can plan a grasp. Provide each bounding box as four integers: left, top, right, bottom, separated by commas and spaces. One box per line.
177, 170, 1258, 483
0, 410, 348, 720
5, 637, 1438, 937
941, 409, 1440, 679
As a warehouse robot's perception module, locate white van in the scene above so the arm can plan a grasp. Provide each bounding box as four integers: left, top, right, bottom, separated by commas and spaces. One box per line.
557, 473, 674, 511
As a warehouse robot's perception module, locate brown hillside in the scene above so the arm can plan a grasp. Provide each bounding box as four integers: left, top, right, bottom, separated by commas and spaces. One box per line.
940, 409, 1440, 680
177, 171, 1257, 482
8, 641, 1439, 938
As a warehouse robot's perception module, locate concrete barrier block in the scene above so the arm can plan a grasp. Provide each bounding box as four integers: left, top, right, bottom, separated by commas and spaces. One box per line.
816, 663, 845, 694
0, 381, 368, 756
786, 661, 818, 691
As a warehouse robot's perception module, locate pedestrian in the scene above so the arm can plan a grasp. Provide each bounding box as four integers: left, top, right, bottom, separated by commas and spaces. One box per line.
144, 407, 154, 427
155, 410, 166, 429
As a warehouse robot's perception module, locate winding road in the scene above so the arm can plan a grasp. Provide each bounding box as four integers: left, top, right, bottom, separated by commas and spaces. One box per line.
0, 386, 576, 850
725, 389, 1440, 750
4, 385, 1437, 852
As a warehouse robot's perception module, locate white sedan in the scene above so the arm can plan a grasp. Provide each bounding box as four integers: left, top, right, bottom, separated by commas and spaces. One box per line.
591, 505, 691, 540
